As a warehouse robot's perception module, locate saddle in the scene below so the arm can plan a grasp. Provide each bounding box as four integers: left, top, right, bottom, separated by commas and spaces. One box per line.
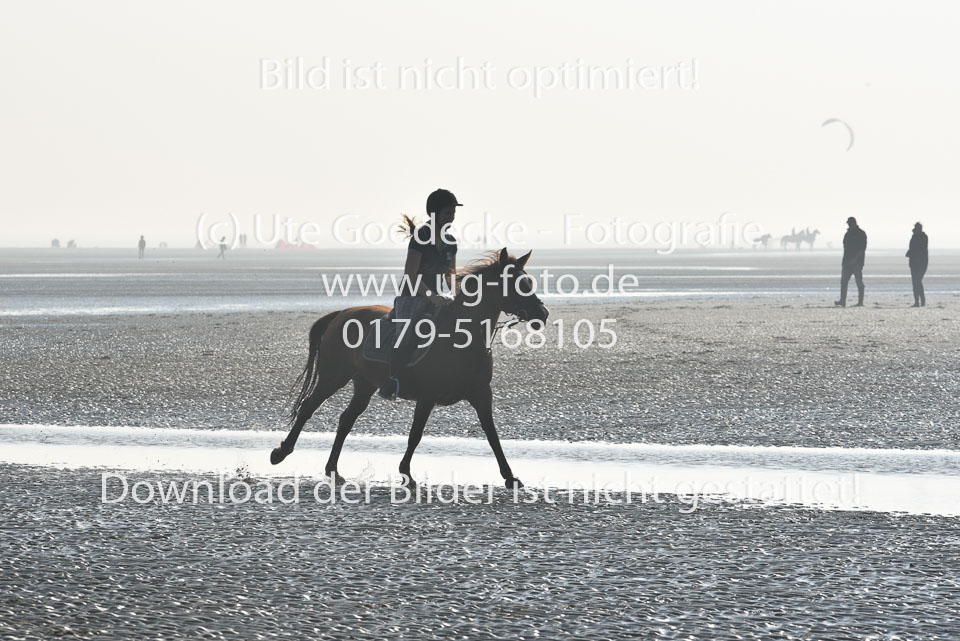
361, 301, 440, 368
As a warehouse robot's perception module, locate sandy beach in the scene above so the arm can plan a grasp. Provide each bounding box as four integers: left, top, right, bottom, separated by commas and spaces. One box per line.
2, 249, 959, 640
2, 464, 959, 640
2, 297, 958, 450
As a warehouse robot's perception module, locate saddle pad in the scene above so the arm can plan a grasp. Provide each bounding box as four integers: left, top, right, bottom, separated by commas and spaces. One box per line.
362, 302, 438, 367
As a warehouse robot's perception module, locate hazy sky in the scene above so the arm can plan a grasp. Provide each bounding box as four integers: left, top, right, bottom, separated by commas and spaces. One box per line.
2, 1, 958, 249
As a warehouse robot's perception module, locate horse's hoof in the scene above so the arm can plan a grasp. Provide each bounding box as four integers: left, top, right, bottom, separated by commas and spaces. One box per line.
505, 477, 524, 489
326, 470, 347, 485
399, 473, 417, 489
270, 446, 288, 465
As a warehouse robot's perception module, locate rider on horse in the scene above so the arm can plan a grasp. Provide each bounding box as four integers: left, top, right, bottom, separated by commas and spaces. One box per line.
379, 188, 462, 401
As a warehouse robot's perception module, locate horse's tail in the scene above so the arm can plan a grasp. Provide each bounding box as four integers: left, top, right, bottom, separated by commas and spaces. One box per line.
288, 310, 340, 425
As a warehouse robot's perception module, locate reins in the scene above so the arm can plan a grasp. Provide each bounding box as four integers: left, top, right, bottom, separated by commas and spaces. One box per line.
486, 315, 521, 353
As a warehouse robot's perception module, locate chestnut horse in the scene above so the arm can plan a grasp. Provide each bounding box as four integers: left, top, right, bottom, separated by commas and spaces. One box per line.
270, 248, 549, 488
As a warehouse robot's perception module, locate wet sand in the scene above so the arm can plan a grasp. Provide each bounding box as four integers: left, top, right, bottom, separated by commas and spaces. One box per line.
2, 463, 958, 640
2, 250, 959, 639
2, 299, 958, 449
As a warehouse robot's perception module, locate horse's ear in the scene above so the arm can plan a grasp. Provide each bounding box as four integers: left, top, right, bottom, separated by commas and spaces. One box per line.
498, 247, 509, 265
517, 250, 532, 269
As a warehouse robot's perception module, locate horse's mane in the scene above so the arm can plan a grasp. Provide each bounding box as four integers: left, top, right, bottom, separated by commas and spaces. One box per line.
454, 251, 516, 294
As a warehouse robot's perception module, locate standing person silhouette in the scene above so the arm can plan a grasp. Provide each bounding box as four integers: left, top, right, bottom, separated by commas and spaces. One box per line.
217, 236, 227, 259
379, 188, 460, 401
835, 217, 867, 307
138, 235, 146, 259
906, 222, 928, 307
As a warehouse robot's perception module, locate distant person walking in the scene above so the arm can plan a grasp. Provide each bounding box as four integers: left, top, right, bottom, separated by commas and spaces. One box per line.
217, 236, 227, 259
835, 217, 867, 307
906, 222, 928, 307
138, 235, 146, 259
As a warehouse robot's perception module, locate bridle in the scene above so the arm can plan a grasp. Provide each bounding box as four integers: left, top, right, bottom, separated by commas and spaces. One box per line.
487, 275, 534, 352
486, 314, 522, 353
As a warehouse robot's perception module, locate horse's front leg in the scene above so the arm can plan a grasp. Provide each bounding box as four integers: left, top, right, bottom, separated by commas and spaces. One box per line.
398, 398, 435, 486
468, 385, 522, 489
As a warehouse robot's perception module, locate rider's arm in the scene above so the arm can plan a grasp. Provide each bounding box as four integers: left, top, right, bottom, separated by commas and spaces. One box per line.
404, 248, 449, 304
445, 257, 455, 291
404, 249, 427, 295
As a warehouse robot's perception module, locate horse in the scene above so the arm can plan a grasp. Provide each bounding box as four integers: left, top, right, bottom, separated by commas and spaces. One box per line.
780, 228, 820, 250
270, 248, 549, 488
753, 233, 772, 249
803, 229, 821, 249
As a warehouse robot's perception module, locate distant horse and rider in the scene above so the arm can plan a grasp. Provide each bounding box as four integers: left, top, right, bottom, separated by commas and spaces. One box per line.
270, 248, 549, 488
752, 233, 773, 249
780, 227, 820, 250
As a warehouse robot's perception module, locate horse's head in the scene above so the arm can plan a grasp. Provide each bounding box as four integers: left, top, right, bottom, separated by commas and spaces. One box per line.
457, 248, 549, 325
495, 248, 549, 325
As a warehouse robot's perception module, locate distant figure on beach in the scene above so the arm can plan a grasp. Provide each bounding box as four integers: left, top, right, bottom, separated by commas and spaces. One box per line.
138, 235, 146, 259
217, 236, 227, 259
51, 238, 60, 248
780, 228, 820, 250
753, 233, 772, 249
835, 217, 867, 307
906, 222, 928, 307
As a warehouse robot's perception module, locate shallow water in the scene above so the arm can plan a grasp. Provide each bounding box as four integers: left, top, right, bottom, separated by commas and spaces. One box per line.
2, 248, 958, 316
4, 424, 958, 516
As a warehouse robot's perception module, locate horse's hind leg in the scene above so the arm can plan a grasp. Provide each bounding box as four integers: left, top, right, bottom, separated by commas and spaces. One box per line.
324, 379, 376, 477
270, 372, 345, 465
